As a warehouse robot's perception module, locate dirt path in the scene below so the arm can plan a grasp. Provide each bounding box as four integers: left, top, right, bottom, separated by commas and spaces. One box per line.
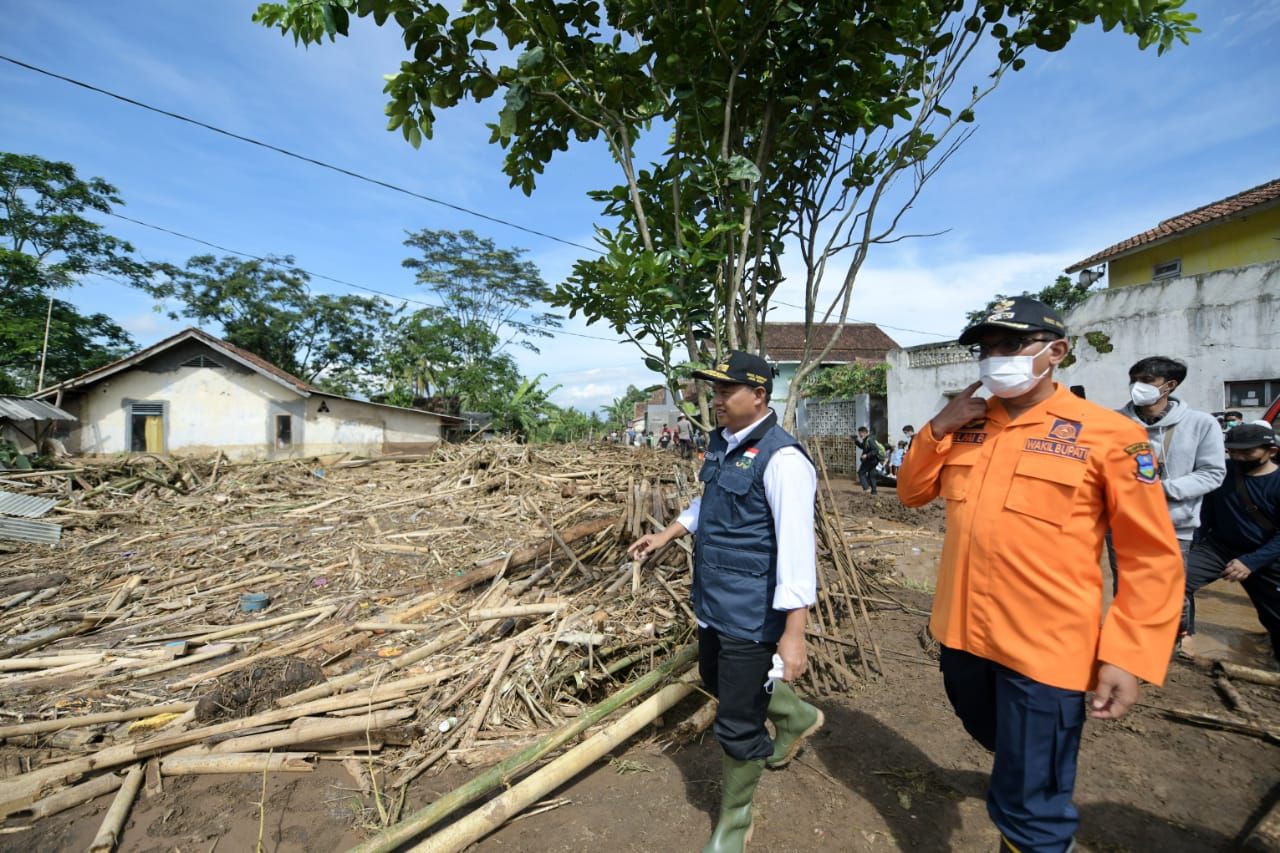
7, 483, 1276, 852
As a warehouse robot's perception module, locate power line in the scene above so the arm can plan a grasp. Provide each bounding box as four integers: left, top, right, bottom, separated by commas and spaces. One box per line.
0, 53, 600, 254
104, 210, 628, 344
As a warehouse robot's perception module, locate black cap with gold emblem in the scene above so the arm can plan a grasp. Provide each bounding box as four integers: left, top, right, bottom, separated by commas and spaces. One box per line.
692, 350, 776, 395
958, 296, 1068, 345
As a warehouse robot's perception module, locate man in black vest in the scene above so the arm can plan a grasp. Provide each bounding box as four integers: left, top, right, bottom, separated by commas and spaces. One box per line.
629, 350, 821, 853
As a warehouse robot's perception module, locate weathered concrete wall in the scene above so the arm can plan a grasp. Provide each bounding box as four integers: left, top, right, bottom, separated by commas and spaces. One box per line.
62, 367, 442, 460
65, 364, 296, 458
886, 343, 976, 437
1059, 261, 1280, 419
887, 261, 1280, 429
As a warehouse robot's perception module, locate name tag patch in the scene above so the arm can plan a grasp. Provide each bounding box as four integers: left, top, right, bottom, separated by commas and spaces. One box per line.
954, 431, 987, 444
1024, 437, 1091, 462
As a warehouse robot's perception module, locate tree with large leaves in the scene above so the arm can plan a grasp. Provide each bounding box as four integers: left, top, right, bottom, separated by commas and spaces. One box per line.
255, 0, 1197, 428
0, 152, 146, 393
145, 254, 396, 396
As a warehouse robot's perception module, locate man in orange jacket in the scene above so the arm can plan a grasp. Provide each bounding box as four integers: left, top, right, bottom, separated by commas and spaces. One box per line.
897, 297, 1183, 852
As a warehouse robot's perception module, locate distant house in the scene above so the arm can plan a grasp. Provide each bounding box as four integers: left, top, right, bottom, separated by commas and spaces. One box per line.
1059, 177, 1280, 419
1065, 176, 1280, 288
32, 328, 463, 461
0, 396, 76, 460
761, 322, 899, 404
887, 178, 1280, 429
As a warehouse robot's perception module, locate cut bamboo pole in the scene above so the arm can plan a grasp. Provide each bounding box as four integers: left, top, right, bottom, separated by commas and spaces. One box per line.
465, 602, 565, 621
1218, 660, 1280, 688
412, 675, 698, 852
350, 643, 698, 853
190, 605, 336, 643
0, 702, 194, 740
11, 771, 124, 821
160, 753, 316, 775
207, 708, 413, 754
88, 763, 143, 852
97, 644, 233, 685
459, 643, 516, 750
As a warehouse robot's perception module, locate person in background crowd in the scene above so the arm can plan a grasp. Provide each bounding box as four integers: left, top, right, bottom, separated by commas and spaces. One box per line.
890, 441, 906, 477
855, 426, 885, 495
628, 350, 820, 853
901, 424, 915, 451
676, 413, 694, 460
1184, 424, 1280, 664
897, 296, 1183, 852
1225, 411, 1244, 432
659, 426, 672, 450
1114, 356, 1225, 621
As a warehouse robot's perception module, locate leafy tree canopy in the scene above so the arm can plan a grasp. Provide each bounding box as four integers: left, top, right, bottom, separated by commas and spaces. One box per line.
802, 361, 889, 400
0, 152, 141, 393
145, 254, 396, 395
255, 0, 1196, 428
966, 274, 1101, 325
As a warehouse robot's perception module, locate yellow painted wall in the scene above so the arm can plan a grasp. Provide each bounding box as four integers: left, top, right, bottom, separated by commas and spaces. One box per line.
1108, 205, 1280, 287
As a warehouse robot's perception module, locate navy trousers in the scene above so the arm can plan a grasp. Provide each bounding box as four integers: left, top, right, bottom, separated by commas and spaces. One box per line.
698, 626, 776, 761
1183, 537, 1280, 664
940, 647, 1085, 853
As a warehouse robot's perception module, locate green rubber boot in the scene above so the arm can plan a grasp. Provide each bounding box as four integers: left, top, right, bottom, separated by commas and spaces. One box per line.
702, 754, 765, 853
765, 682, 824, 769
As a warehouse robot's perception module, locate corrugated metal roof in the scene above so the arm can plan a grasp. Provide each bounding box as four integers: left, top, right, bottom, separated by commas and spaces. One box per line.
0, 397, 76, 422
0, 490, 58, 518
0, 516, 61, 544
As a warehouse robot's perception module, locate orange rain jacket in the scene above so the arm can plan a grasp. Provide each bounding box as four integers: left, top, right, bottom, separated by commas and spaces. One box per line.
897, 383, 1183, 691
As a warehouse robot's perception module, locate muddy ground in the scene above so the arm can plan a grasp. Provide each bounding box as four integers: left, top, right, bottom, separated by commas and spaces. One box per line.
7, 482, 1278, 852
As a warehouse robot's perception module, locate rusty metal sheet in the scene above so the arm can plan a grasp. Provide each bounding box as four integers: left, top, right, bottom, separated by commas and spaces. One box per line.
0, 397, 76, 422
0, 516, 61, 545
0, 490, 58, 519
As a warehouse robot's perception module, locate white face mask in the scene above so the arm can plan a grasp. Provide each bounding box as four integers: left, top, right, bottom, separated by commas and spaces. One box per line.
978, 342, 1054, 398
1129, 381, 1164, 407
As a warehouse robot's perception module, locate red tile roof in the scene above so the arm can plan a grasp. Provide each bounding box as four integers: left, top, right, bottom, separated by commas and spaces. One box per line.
1066, 177, 1280, 273
762, 322, 898, 363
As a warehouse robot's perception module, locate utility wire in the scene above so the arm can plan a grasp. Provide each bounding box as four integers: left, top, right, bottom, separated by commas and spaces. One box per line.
106, 211, 628, 344
0, 53, 599, 254
1, 54, 948, 341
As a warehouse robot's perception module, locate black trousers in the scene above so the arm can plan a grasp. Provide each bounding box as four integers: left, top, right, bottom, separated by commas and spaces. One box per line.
698, 626, 776, 761
1184, 537, 1280, 663
857, 460, 879, 493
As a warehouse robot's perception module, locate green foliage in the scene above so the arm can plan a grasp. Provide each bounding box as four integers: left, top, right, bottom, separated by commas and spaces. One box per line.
488, 373, 561, 441
802, 362, 889, 400
255, 0, 1197, 425
384, 229, 561, 413
966, 275, 1101, 325
144, 254, 395, 395
1084, 330, 1114, 353
0, 152, 140, 393
602, 384, 647, 428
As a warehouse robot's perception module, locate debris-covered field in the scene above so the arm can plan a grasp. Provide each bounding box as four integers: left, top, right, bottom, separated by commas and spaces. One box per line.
0, 448, 1277, 852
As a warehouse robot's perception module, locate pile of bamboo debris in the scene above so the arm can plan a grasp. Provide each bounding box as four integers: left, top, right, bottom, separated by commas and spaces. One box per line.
0, 442, 899, 850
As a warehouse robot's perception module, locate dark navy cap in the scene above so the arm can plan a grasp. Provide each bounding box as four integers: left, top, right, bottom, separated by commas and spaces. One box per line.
692, 350, 775, 394
958, 296, 1067, 345
1225, 424, 1277, 449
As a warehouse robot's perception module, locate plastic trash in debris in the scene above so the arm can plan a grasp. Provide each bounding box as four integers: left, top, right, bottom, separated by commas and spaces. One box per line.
438, 716, 459, 733
240, 592, 270, 612
763, 653, 785, 694
312, 468, 326, 479
312, 576, 328, 587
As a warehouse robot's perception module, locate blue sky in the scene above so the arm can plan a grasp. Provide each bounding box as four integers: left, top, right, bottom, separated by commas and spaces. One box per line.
2, 1, 1277, 414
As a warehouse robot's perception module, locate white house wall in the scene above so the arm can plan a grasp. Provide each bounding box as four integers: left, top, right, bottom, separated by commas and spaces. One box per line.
887, 344, 977, 436
887, 262, 1280, 432
1057, 262, 1279, 419
62, 363, 442, 460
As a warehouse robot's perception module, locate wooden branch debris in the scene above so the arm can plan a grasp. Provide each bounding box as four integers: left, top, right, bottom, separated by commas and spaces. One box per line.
0, 442, 894, 845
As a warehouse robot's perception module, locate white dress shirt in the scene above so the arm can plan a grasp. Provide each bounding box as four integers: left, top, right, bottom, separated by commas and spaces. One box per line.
676, 412, 818, 613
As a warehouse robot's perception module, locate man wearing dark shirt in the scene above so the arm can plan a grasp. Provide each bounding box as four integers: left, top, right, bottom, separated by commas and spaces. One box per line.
1186, 424, 1280, 663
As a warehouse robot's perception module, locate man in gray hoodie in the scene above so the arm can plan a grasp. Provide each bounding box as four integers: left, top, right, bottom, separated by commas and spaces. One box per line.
1118, 356, 1226, 638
